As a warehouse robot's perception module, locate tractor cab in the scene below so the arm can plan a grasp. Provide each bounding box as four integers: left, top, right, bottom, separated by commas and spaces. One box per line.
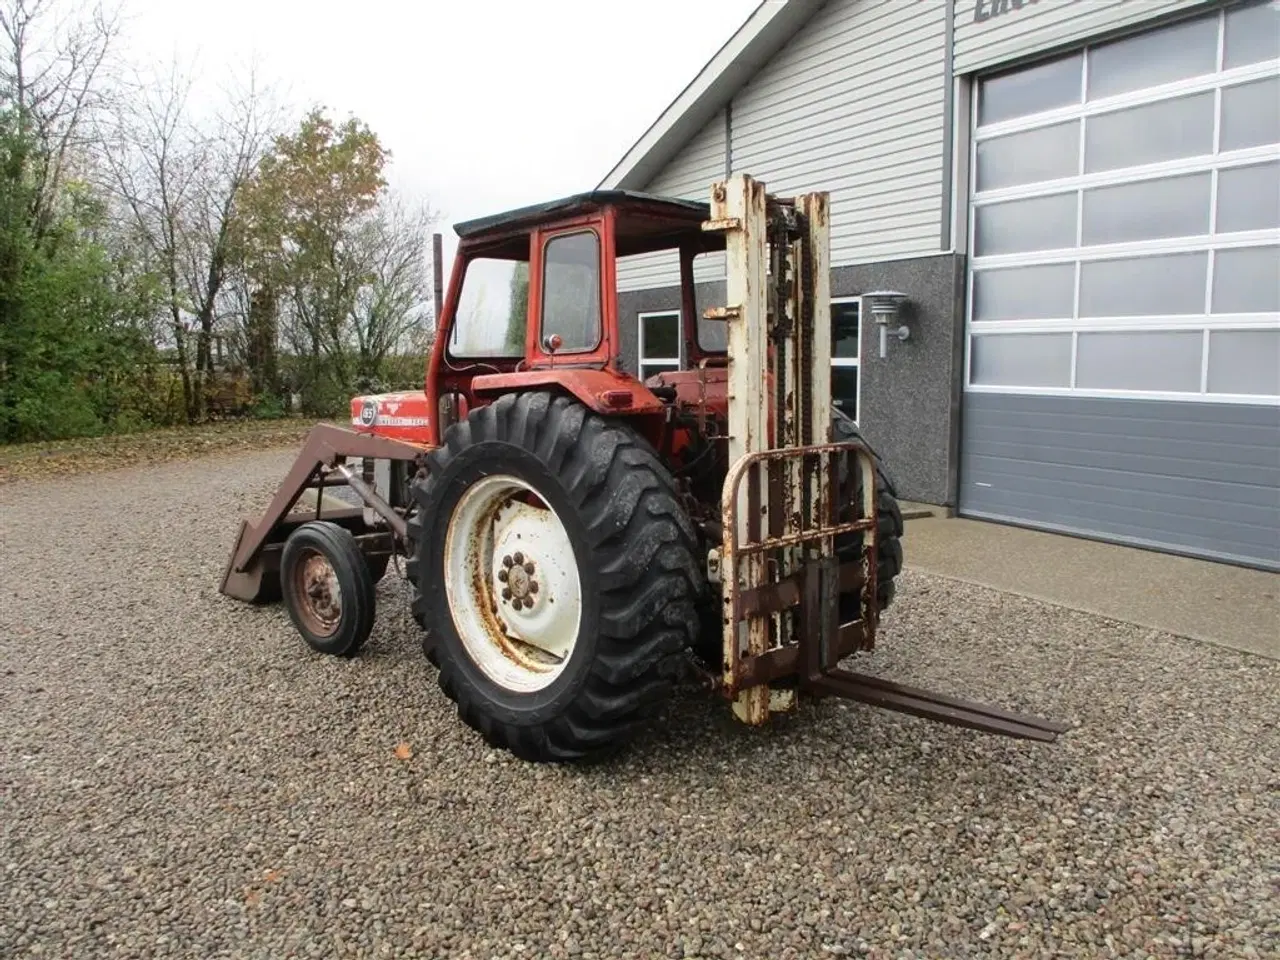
350, 190, 731, 449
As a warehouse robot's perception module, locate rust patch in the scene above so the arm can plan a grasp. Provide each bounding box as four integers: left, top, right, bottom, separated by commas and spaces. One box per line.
462, 494, 558, 675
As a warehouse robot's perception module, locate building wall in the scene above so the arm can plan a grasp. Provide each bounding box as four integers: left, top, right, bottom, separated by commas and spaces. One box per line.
617, 252, 966, 506
617, 115, 727, 292
730, 0, 949, 265
617, 0, 951, 292
611, 0, 1250, 510
953, 0, 1217, 72
614, 0, 962, 503
834, 255, 967, 506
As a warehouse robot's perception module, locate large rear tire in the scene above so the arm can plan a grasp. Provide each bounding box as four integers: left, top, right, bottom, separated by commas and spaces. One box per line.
406, 392, 703, 763
832, 409, 904, 622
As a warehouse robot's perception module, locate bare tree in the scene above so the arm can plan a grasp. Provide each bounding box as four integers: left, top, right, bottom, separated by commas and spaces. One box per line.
100, 60, 280, 420
0, 0, 120, 240
347, 195, 436, 376
184, 66, 281, 382
273, 192, 435, 396
99, 63, 199, 415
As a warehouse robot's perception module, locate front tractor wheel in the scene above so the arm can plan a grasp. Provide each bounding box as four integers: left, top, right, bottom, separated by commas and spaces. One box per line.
280, 521, 377, 658
407, 392, 702, 763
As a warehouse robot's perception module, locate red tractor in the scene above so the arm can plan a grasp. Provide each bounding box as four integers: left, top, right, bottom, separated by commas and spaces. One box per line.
221, 175, 1067, 762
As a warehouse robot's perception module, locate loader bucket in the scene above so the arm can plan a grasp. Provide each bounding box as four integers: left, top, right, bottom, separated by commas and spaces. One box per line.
219, 423, 427, 603
220, 519, 282, 603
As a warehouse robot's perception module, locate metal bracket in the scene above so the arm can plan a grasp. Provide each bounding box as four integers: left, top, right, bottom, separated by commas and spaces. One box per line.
333, 463, 408, 540
706, 548, 722, 585
703, 305, 741, 321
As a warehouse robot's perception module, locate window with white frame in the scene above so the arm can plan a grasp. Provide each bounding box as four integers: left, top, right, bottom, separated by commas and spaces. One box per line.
967, 1, 1280, 401
637, 302, 861, 419
638, 310, 680, 380
832, 298, 861, 421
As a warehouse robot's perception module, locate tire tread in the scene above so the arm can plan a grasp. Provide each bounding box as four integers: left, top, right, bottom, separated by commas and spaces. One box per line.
408, 393, 701, 762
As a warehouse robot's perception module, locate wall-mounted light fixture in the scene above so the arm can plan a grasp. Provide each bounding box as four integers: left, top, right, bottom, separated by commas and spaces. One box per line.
861, 290, 912, 359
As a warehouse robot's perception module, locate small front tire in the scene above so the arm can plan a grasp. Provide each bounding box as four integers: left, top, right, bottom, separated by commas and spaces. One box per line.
280, 521, 377, 658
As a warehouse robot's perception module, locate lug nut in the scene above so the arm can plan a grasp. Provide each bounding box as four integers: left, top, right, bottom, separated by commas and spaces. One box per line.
498, 569, 509, 583
528, 581, 539, 594
511, 597, 523, 611
513, 551, 524, 565
501, 587, 512, 601
524, 561, 535, 574
502, 555, 514, 568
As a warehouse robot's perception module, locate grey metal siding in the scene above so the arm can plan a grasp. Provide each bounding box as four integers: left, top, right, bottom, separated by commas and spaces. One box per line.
960, 393, 1280, 570
953, 0, 1217, 73
732, 0, 948, 265
617, 0, 950, 291
616, 113, 726, 292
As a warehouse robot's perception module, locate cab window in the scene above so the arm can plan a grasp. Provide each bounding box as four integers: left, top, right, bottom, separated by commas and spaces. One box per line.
450, 256, 528, 357
541, 232, 601, 352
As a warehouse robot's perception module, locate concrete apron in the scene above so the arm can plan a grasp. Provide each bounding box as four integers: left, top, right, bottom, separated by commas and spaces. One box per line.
901, 516, 1280, 662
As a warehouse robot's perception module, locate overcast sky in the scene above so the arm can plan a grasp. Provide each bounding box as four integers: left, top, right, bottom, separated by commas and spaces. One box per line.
121, 0, 759, 269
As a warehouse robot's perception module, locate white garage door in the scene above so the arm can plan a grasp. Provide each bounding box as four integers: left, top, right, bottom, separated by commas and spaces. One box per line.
961, 2, 1280, 570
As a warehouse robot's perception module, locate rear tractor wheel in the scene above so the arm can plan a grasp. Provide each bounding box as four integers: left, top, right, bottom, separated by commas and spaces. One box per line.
407, 392, 703, 763
832, 409, 904, 623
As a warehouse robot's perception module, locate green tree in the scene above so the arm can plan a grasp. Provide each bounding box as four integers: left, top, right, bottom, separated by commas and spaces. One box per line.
0, 0, 165, 441
239, 108, 435, 413
505, 261, 528, 351
0, 113, 161, 440
237, 107, 389, 412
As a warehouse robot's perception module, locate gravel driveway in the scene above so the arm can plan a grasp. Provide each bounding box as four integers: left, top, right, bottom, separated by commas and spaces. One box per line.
2, 451, 1277, 959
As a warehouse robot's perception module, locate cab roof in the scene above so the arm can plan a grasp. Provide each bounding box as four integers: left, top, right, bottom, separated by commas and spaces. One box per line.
454, 190, 717, 259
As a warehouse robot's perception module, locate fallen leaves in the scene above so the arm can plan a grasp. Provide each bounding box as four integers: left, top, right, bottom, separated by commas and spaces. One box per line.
0, 418, 336, 485
243, 868, 284, 908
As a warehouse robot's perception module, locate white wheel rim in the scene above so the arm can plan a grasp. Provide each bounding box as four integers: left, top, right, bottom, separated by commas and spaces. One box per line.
443, 474, 583, 693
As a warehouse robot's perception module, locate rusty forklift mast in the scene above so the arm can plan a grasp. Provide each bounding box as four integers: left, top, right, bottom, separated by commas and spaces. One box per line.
710, 176, 1067, 741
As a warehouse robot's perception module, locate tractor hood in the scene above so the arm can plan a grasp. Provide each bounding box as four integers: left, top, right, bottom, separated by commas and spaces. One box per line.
349, 391, 434, 444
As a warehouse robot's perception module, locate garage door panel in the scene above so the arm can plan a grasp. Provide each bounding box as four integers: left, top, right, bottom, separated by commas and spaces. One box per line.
963, 414, 1280, 465
963, 503, 1280, 569
963, 412, 1280, 475
963, 434, 1280, 489
963, 451, 1280, 520
961, 469, 1280, 561
968, 395, 1280, 447
960, 393, 1280, 568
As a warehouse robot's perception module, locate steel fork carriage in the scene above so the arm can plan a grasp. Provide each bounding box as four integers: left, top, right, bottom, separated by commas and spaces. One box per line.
719, 441, 878, 705
718, 440, 1069, 741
